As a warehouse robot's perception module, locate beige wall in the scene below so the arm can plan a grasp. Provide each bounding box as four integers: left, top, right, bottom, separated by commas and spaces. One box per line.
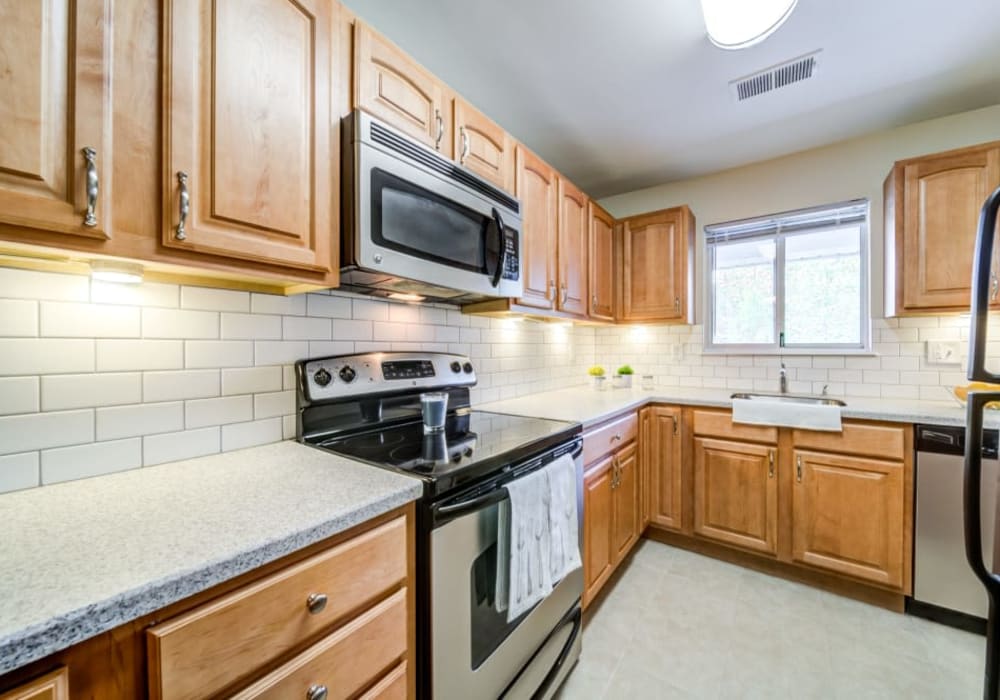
599, 103, 1000, 322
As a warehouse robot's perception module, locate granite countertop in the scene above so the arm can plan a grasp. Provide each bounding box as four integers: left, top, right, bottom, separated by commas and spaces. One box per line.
481, 385, 1000, 430
0, 441, 422, 676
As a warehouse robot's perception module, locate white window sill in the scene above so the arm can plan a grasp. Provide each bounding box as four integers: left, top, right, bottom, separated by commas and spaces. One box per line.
700, 348, 876, 357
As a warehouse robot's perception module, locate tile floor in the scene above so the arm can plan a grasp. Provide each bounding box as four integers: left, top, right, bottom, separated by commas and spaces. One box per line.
557, 540, 986, 699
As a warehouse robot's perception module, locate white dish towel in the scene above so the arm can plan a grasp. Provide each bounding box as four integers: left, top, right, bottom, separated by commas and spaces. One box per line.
500, 454, 581, 622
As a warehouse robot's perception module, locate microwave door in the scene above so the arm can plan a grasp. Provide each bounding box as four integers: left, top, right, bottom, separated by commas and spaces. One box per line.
964, 184, 1000, 700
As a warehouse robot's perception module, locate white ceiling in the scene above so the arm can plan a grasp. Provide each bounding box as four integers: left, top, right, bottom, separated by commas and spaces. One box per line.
341, 0, 1000, 198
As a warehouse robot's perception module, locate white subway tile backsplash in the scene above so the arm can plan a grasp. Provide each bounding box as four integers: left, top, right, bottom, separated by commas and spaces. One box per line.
254, 390, 294, 419
0, 377, 38, 415
220, 313, 282, 340
181, 286, 249, 312
222, 417, 283, 451
143, 426, 220, 466
40, 302, 140, 338
144, 369, 220, 402
282, 316, 331, 340
91, 280, 178, 308
373, 322, 407, 342
97, 339, 183, 371
41, 373, 140, 410
330, 319, 373, 341
142, 308, 218, 339
388, 303, 420, 323
0, 452, 40, 493
254, 340, 309, 366
41, 438, 142, 484
305, 294, 352, 319
0, 299, 37, 336
186, 395, 253, 429
251, 293, 305, 316
96, 401, 184, 441
0, 268, 88, 301
185, 340, 253, 369
0, 338, 95, 375
222, 366, 283, 396
0, 410, 93, 454
308, 341, 354, 357
353, 298, 388, 321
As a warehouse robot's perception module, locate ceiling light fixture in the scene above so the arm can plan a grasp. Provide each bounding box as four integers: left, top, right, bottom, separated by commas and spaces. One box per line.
699, 0, 798, 50
89, 260, 143, 285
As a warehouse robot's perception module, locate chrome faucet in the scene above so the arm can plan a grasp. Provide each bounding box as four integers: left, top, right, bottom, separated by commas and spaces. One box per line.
779, 361, 788, 394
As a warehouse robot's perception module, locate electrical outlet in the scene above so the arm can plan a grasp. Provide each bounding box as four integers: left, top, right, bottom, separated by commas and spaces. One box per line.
926, 340, 961, 365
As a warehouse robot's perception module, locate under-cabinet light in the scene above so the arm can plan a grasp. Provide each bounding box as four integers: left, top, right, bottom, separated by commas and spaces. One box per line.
89, 260, 143, 285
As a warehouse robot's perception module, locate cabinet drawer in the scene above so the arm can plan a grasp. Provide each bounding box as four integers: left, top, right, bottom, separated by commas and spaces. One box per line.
232, 589, 408, 700
359, 662, 408, 700
0, 668, 68, 700
792, 422, 908, 461
148, 516, 407, 700
692, 409, 778, 444
583, 412, 638, 465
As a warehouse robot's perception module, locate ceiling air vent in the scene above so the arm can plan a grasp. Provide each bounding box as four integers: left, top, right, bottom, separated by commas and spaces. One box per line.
730, 50, 821, 102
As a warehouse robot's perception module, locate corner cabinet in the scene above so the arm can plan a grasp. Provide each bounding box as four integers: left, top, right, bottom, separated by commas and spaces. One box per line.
619, 206, 694, 323
885, 141, 1000, 316
556, 178, 589, 317
162, 0, 335, 273
0, 0, 113, 240
588, 202, 616, 321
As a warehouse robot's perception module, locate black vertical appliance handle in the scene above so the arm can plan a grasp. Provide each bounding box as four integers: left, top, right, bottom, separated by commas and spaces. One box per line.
965, 184, 1000, 700
490, 207, 508, 288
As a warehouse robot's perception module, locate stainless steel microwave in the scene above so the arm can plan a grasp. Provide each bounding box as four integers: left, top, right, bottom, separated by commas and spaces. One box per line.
341, 110, 523, 302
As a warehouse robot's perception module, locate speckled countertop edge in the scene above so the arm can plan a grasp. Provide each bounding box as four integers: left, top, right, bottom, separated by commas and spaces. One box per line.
0, 441, 422, 675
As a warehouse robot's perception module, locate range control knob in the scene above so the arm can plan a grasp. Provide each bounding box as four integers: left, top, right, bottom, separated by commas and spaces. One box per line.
463, 362, 474, 374
450, 361, 462, 373
338, 365, 357, 383
313, 368, 332, 387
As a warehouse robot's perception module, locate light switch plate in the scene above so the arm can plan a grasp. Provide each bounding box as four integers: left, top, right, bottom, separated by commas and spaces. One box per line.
926, 340, 962, 365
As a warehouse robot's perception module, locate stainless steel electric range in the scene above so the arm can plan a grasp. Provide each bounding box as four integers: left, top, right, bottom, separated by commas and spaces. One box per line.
296, 351, 584, 700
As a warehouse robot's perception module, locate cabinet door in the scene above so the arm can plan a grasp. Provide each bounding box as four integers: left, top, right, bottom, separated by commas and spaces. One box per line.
453, 98, 513, 192
612, 442, 640, 561
901, 146, 1000, 311
693, 438, 777, 555
557, 178, 589, 317
588, 202, 615, 321
163, 0, 334, 272
639, 408, 652, 531
354, 20, 449, 155
515, 146, 556, 310
583, 456, 614, 608
649, 406, 683, 532
621, 207, 693, 322
791, 450, 905, 589
0, 0, 112, 239
0, 667, 68, 700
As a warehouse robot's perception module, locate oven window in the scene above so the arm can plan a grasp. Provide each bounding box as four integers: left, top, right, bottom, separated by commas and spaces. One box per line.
372, 168, 490, 273
469, 502, 527, 670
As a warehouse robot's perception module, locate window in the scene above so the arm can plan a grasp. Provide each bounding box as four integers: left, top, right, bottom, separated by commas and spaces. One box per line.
705, 200, 870, 353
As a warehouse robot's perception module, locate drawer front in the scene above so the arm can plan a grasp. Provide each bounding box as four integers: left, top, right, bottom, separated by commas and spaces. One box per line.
792, 422, 909, 460
232, 589, 408, 700
583, 412, 638, 465
359, 662, 408, 700
148, 516, 408, 700
692, 409, 778, 444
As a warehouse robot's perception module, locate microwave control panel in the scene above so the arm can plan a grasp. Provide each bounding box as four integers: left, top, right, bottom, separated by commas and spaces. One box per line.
502, 230, 519, 281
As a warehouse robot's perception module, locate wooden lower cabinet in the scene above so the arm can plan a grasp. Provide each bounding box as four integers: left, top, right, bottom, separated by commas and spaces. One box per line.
791, 450, 906, 589
583, 455, 615, 607
0, 668, 68, 700
693, 437, 778, 556
646, 406, 682, 532
612, 442, 640, 560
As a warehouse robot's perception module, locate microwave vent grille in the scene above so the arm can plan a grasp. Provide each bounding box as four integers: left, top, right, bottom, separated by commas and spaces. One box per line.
370, 122, 519, 214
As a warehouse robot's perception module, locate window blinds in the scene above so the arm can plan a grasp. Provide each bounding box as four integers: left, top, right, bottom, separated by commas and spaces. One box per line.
704, 199, 869, 244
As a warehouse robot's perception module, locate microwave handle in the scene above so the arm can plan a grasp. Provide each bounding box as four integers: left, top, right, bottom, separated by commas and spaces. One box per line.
490, 207, 507, 288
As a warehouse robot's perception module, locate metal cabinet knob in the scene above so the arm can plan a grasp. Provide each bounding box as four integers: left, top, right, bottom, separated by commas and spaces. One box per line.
306, 592, 328, 614
82, 147, 98, 227
306, 684, 328, 700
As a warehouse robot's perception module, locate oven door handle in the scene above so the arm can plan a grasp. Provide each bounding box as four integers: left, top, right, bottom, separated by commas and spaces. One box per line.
436, 487, 508, 519
530, 606, 582, 700
490, 207, 507, 288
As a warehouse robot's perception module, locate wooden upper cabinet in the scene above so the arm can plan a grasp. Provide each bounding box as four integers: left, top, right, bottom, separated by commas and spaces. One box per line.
354, 20, 450, 156
0, 668, 68, 700
588, 202, 616, 321
453, 98, 513, 192
0, 0, 112, 239
693, 437, 778, 556
791, 450, 905, 589
885, 142, 1000, 315
163, 0, 334, 272
612, 442, 640, 560
648, 406, 682, 532
620, 206, 694, 323
557, 178, 589, 317
515, 146, 557, 310
583, 456, 614, 608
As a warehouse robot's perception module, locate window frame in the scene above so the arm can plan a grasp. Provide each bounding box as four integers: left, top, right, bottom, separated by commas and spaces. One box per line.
704, 200, 871, 355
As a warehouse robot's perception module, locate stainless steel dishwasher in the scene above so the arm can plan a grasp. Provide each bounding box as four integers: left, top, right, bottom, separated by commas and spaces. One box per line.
911, 423, 999, 632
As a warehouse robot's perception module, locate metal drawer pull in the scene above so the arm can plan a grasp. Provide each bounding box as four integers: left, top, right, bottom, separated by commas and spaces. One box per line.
176, 171, 190, 240
674, 296, 680, 312
548, 280, 556, 301
671, 415, 678, 436
306, 592, 328, 614
561, 283, 568, 304
796, 455, 803, 482
612, 432, 623, 442
768, 450, 774, 478
82, 147, 98, 227
307, 684, 328, 700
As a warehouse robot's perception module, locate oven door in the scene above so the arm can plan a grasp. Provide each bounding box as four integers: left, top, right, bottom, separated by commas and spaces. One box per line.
353, 116, 522, 299
429, 454, 583, 699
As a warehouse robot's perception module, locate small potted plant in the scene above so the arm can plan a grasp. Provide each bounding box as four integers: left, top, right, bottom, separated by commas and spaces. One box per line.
613, 365, 634, 389
588, 365, 607, 391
